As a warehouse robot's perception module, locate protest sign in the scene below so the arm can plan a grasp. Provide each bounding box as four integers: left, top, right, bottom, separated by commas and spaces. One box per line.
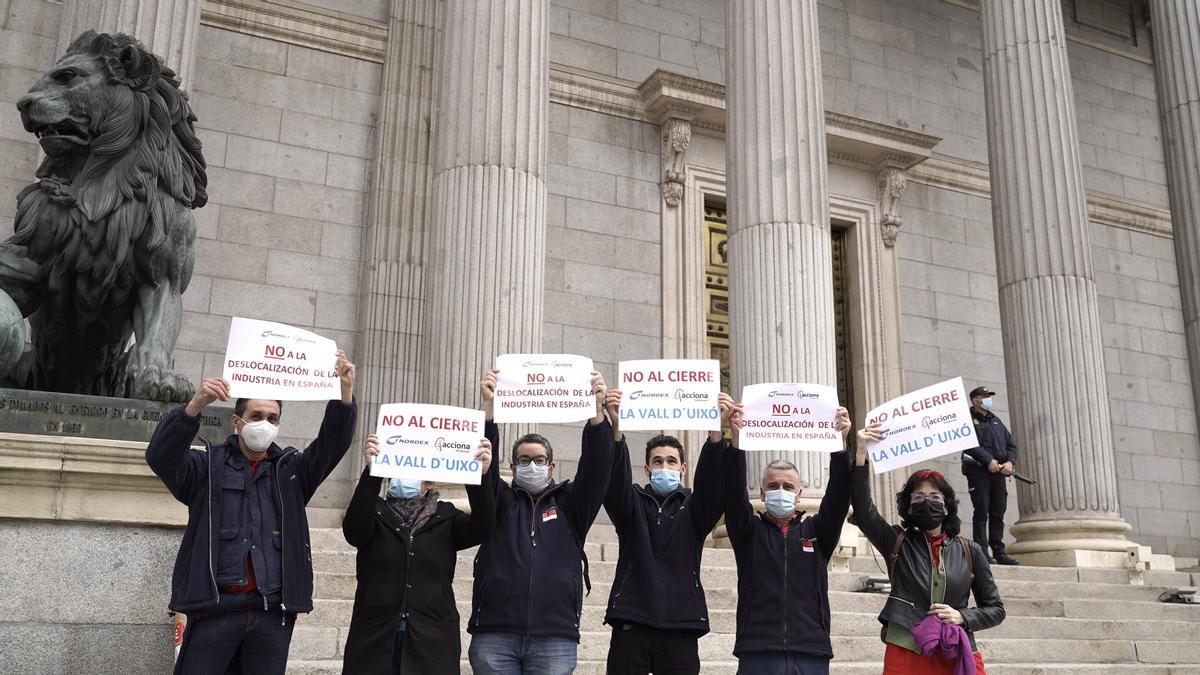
616, 359, 721, 431
493, 354, 595, 423
371, 403, 485, 484
223, 317, 340, 400
739, 383, 842, 452
864, 377, 978, 474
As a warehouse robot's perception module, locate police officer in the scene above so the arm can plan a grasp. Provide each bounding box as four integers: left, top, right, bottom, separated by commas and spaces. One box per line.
962, 386, 1020, 566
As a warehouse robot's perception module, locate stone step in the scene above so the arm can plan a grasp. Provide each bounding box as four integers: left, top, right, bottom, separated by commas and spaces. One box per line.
287, 661, 1200, 675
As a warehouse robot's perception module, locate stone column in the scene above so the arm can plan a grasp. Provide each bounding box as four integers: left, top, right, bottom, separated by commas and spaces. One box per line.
980, 0, 1133, 563
420, 0, 547, 408
355, 0, 442, 458
57, 0, 202, 89
726, 0, 836, 495
1148, 1, 1200, 440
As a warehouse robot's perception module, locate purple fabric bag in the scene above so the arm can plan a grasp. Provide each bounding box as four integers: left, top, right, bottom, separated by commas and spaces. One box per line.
911, 614, 977, 675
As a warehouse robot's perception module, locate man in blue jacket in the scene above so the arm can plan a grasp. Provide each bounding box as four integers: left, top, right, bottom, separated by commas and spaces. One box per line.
146, 351, 357, 674
961, 385, 1020, 565
723, 401, 852, 675
600, 389, 735, 675
468, 367, 615, 675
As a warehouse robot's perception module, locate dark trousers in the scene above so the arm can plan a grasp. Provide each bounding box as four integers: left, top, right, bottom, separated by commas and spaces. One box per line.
390, 618, 408, 675
606, 623, 701, 675
735, 653, 830, 675
174, 608, 295, 675
967, 470, 1008, 556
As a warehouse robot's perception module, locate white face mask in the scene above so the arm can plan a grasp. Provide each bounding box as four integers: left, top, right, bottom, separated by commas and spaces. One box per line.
513, 462, 551, 493
239, 419, 279, 453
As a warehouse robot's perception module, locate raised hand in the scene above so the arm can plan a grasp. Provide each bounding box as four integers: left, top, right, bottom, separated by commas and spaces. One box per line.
855, 423, 884, 467
476, 436, 493, 474
185, 377, 230, 417
480, 368, 499, 420
335, 350, 355, 404
710, 392, 736, 442
728, 402, 745, 447
835, 406, 851, 440
363, 434, 380, 466
590, 371, 607, 425
605, 389, 623, 440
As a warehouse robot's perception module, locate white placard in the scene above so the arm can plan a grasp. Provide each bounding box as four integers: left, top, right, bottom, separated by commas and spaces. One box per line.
222, 317, 340, 400
493, 354, 596, 423
739, 383, 842, 452
616, 359, 721, 431
864, 376, 979, 475
371, 403, 485, 484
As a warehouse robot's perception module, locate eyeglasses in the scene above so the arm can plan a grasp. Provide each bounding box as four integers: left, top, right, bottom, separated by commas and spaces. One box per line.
516, 457, 549, 467
910, 492, 945, 504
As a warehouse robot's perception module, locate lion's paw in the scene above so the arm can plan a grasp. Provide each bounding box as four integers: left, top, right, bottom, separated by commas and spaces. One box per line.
127, 363, 195, 403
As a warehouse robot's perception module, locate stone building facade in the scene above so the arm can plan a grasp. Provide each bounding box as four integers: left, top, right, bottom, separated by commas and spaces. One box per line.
1, 0, 1198, 603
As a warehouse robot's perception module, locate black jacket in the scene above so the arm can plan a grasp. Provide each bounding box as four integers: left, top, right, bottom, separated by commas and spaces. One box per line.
145, 399, 357, 614
467, 418, 615, 642
724, 446, 853, 658
849, 463, 1005, 649
602, 436, 726, 634
341, 467, 496, 675
962, 408, 1017, 475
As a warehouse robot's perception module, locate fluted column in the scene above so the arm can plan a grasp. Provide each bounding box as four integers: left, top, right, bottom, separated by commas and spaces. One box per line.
355, 0, 442, 459
420, 0, 547, 409
726, 0, 834, 494
57, 0, 202, 89
1148, 1, 1200, 440
980, 0, 1132, 561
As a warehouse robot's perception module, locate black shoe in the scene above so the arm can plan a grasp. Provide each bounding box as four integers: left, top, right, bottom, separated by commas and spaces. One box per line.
993, 554, 1020, 565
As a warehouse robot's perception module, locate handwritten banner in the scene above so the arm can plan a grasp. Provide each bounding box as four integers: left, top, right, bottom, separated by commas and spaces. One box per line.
617, 359, 721, 431
864, 377, 978, 475
493, 354, 595, 423
223, 317, 340, 401
371, 403, 485, 484
739, 383, 842, 452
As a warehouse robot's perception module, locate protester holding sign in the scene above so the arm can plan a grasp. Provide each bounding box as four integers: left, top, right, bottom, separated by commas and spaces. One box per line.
341, 433, 497, 674
851, 423, 1005, 675
961, 385, 1021, 566
145, 351, 357, 675
723, 400, 853, 675
600, 389, 736, 675
467, 367, 616, 675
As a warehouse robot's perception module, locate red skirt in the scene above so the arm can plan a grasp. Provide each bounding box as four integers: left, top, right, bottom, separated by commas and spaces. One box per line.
883, 642, 986, 675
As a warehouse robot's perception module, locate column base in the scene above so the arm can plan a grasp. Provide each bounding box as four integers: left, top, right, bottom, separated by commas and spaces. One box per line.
1007, 516, 1139, 568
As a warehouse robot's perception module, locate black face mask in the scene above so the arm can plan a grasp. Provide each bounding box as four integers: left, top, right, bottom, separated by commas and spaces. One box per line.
909, 500, 946, 531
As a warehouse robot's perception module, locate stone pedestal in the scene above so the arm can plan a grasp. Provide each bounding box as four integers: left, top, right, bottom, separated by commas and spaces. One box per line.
725, 0, 836, 493
1148, 0, 1200, 438
979, 0, 1133, 562
420, 0, 548, 410
57, 0, 202, 89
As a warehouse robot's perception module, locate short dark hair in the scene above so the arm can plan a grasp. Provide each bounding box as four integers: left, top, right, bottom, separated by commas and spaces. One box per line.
896, 469, 961, 537
234, 398, 283, 418
511, 433, 553, 463
644, 434, 684, 465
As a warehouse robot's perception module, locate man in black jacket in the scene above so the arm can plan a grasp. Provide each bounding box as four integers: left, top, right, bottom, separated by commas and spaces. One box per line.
961, 385, 1020, 565
145, 351, 358, 675
468, 367, 616, 675
600, 390, 735, 675
723, 401, 851, 675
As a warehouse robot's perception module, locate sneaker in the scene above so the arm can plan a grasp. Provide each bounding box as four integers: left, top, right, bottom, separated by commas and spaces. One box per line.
993, 553, 1020, 565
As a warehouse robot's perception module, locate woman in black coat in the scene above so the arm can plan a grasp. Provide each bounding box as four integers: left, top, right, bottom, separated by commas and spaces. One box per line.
341, 434, 497, 675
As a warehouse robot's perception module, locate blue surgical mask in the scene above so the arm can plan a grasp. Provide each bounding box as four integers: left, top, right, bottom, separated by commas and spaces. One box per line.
981, 397, 994, 410
764, 489, 797, 519
388, 478, 422, 500
649, 468, 681, 495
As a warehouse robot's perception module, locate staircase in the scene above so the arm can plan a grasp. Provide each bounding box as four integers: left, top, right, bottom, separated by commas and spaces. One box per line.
287, 528, 1200, 674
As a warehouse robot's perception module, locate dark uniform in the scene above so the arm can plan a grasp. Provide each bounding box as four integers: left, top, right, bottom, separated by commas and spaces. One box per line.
961, 387, 1018, 562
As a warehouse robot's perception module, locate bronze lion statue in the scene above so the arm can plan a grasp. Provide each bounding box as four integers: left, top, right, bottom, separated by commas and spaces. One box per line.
0, 31, 206, 402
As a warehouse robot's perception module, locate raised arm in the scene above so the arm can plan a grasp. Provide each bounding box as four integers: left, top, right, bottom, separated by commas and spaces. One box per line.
811, 407, 854, 558
850, 423, 900, 556
452, 439, 498, 549
343, 461, 383, 549
961, 542, 1006, 631
564, 372, 616, 536
721, 399, 753, 546
297, 351, 358, 501
146, 377, 228, 502
686, 436, 727, 536
602, 389, 636, 530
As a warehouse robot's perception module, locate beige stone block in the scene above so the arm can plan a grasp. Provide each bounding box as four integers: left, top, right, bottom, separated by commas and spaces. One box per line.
217, 206, 324, 255
286, 44, 382, 94
206, 166, 276, 211
314, 291, 358, 331
266, 250, 360, 295
209, 278, 317, 325
178, 310, 236, 353
225, 135, 328, 184
280, 110, 373, 158
273, 178, 364, 227
325, 153, 368, 191
194, 59, 334, 118
548, 33, 617, 76
320, 222, 361, 261
0, 27, 56, 71
198, 25, 288, 74
548, 163, 616, 203
193, 237, 270, 283
192, 92, 283, 141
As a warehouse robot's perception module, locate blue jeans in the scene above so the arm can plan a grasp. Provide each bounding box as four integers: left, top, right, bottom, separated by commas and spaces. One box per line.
468, 632, 578, 675
174, 607, 295, 675
736, 652, 830, 675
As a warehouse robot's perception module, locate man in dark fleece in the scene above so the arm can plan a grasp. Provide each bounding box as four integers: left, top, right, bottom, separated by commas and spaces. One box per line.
723, 400, 852, 675
467, 367, 616, 675
146, 350, 358, 675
